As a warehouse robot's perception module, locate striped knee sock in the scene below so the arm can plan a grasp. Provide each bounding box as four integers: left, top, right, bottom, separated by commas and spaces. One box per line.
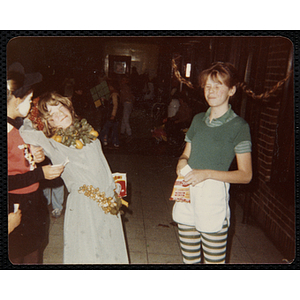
178, 224, 201, 264
201, 220, 229, 264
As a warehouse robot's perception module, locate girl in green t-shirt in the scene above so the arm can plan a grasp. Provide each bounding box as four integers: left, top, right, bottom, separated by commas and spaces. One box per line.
173, 62, 252, 264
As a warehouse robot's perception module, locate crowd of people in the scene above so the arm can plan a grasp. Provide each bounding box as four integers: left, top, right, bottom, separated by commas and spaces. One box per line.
7, 61, 252, 265
57, 66, 198, 149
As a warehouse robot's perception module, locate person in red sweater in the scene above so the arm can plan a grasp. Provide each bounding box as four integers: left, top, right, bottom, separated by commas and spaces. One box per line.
7, 62, 64, 264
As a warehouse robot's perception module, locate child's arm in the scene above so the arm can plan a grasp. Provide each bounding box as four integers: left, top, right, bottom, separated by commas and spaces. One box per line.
176, 142, 191, 176
110, 93, 118, 119
8, 167, 44, 191
8, 163, 64, 191
184, 152, 252, 186
20, 118, 53, 157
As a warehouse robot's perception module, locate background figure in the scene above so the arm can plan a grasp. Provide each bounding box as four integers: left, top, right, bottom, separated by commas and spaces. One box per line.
71, 86, 84, 116
142, 75, 155, 103
165, 92, 192, 145
120, 76, 135, 139
43, 185, 65, 218
168, 97, 180, 118
62, 76, 75, 98
72, 83, 100, 133
130, 66, 142, 99
100, 81, 121, 148
71, 85, 92, 117
40, 157, 65, 218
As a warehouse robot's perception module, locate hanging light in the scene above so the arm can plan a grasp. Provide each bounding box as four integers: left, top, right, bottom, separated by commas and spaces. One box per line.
185, 63, 191, 78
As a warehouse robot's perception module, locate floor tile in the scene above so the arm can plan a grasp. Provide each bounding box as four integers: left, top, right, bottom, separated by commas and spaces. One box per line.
128, 251, 148, 264
142, 208, 170, 222
47, 232, 63, 247
48, 221, 64, 236
148, 253, 183, 264
145, 227, 178, 243
123, 218, 145, 239
43, 247, 63, 264
123, 210, 143, 221
126, 238, 147, 253
246, 246, 284, 264
228, 244, 254, 264
146, 239, 181, 256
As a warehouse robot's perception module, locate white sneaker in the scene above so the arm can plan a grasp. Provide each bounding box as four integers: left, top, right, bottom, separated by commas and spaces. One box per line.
52, 208, 62, 218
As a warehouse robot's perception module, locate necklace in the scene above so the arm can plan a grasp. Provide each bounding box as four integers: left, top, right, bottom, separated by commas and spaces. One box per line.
52, 118, 99, 149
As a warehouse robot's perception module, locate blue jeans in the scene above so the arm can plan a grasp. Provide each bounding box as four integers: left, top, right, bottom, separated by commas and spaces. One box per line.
100, 120, 120, 146
121, 102, 133, 136
43, 185, 64, 211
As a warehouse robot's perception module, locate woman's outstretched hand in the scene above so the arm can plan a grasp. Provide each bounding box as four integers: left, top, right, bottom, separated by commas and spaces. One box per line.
42, 165, 65, 180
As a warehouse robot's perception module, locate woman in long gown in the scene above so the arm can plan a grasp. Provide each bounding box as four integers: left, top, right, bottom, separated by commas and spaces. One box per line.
20, 92, 128, 264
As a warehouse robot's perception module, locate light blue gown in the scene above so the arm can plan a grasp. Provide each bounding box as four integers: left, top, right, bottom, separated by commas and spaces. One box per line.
20, 119, 129, 264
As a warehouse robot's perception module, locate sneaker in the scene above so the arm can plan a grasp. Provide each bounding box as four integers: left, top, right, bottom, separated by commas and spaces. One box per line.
52, 208, 62, 218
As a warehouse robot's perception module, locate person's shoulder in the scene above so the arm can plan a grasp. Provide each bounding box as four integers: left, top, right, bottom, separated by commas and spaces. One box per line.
193, 112, 205, 121
232, 115, 249, 126
229, 115, 250, 132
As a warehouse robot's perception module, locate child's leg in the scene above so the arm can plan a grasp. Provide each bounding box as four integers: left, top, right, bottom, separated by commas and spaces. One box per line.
100, 120, 112, 144
201, 219, 229, 264
112, 121, 120, 146
51, 185, 64, 212
178, 224, 201, 264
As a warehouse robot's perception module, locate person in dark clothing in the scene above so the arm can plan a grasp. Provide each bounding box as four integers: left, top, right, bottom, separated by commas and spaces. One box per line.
100, 81, 122, 147
165, 92, 193, 144
7, 63, 64, 264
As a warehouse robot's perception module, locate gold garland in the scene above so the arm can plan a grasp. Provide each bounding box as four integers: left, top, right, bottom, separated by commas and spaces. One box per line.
78, 184, 128, 216
52, 118, 99, 149
172, 58, 293, 100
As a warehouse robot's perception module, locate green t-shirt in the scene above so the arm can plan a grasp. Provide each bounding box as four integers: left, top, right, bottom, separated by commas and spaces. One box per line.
185, 106, 251, 171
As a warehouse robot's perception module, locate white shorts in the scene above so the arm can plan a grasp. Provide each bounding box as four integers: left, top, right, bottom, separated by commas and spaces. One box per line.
172, 179, 230, 233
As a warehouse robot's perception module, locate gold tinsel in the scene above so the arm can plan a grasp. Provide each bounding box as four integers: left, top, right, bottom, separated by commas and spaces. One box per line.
78, 184, 127, 216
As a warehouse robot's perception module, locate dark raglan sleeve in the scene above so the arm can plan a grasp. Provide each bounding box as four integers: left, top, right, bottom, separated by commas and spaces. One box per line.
8, 166, 45, 191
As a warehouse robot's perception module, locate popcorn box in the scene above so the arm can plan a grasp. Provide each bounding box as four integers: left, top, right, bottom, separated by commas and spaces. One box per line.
113, 173, 127, 197
169, 176, 190, 203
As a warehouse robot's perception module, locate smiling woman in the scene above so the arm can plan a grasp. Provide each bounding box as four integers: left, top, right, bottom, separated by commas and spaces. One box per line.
19, 91, 129, 264
37, 92, 77, 137
47, 104, 73, 129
